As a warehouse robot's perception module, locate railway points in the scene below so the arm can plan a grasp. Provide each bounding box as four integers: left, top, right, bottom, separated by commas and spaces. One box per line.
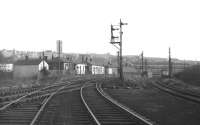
0, 77, 103, 125
0, 80, 69, 111
1, 76, 200, 125
34, 79, 151, 125
0, 80, 76, 125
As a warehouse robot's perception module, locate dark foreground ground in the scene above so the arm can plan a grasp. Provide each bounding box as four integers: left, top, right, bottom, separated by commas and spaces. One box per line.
102, 79, 200, 125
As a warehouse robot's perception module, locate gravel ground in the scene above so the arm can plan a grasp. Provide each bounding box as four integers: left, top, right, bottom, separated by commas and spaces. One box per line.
103, 80, 200, 125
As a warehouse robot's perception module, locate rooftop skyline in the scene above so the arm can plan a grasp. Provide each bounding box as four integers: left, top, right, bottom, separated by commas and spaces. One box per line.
0, 0, 200, 60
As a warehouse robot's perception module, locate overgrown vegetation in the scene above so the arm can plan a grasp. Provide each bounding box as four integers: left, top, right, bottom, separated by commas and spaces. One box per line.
174, 64, 200, 86
0, 51, 16, 63
0, 51, 5, 63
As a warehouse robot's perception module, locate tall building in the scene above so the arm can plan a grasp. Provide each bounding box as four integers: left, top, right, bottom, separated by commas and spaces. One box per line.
56, 40, 62, 54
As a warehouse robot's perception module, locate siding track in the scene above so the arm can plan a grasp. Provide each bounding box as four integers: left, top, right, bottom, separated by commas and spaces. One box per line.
81, 83, 152, 125
152, 81, 200, 103
0, 81, 72, 125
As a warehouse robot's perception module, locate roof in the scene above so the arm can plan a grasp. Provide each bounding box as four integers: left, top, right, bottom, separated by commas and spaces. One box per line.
14, 59, 42, 65
14, 59, 74, 66
123, 67, 138, 73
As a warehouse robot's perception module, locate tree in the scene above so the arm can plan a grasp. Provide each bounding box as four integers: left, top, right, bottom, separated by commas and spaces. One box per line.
0, 51, 5, 63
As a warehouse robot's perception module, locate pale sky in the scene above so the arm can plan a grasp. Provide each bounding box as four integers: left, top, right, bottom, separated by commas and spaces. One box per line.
0, 0, 200, 60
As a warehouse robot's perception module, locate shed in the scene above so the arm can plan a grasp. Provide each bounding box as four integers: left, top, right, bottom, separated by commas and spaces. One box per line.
13, 59, 42, 79
39, 60, 49, 71
75, 64, 86, 75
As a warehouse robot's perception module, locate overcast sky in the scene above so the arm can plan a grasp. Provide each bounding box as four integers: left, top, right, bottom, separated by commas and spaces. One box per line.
0, 0, 200, 60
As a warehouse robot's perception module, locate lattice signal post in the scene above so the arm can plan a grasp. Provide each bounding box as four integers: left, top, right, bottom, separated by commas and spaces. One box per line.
110, 19, 127, 81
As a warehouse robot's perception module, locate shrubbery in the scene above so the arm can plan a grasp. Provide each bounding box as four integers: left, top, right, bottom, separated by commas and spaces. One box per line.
174, 65, 200, 86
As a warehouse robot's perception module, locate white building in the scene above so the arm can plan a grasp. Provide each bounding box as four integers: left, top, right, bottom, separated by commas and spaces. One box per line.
92, 65, 104, 75
38, 61, 49, 71
75, 64, 86, 75
0, 64, 13, 72
108, 68, 113, 75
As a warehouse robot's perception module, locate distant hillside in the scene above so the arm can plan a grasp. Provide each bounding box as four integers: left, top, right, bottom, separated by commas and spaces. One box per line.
71, 53, 118, 67
78, 53, 199, 67
1, 49, 199, 68
0, 51, 16, 63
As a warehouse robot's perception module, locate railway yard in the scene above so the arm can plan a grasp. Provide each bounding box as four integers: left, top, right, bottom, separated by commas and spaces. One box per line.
1, 0, 200, 124
0, 76, 200, 125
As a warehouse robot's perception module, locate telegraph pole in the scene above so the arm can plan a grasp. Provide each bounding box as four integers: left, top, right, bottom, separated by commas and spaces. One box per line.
42, 51, 45, 71
117, 51, 120, 77
145, 59, 147, 72
168, 47, 172, 78
57, 40, 62, 74
59, 43, 61, 73
110, 19, 127, 81
141, 51, 144, 73
184, 60, 185, 70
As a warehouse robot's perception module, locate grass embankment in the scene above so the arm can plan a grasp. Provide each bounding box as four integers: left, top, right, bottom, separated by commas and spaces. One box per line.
174, 65, 200, 86
101, 77, 152, 90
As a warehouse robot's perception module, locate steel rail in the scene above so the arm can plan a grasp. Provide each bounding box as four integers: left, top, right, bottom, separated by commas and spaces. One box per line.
80, 85, 101, 125
96, 83, 155, 125
0, 81, 71, 111
152, 81, 200, 103
30, 82, 73, 125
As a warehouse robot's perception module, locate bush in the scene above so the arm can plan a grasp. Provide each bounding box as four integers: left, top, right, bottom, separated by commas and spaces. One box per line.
174, 65, 200, 86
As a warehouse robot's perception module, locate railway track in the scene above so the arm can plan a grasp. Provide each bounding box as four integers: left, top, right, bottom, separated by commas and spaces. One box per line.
81, 83, 152, 125
0, 78, 96, 125
0, 84, 42, 108
152, 81, 200, 103
0, 80, 73, 110
0, 81, 73, 125
0, 77, 68, 106
34, 80, 152, 125
35, 89, 95, 125
0, 77, 98, 110
0, 80, 40, 96
0, 78, 153, 125
0, 80, 64, 109
30, 80, 97, 125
